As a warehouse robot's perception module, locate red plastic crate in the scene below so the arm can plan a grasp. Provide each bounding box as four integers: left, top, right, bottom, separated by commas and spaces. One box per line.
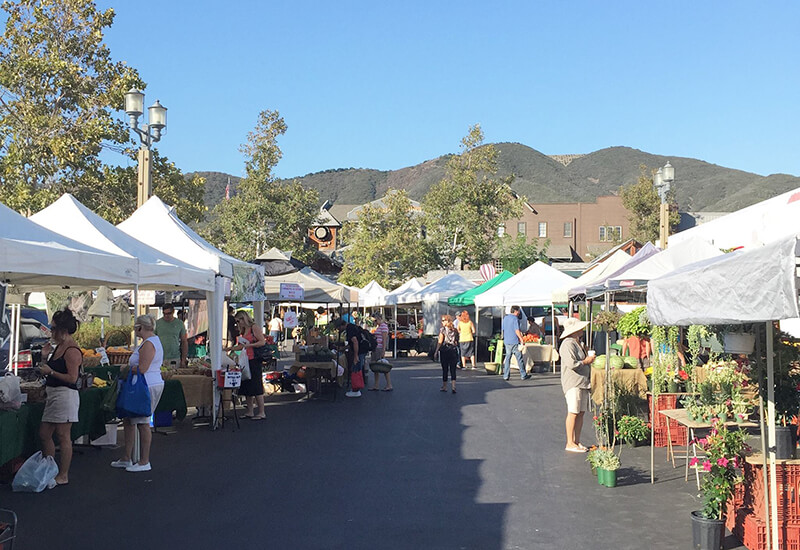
738, 509, 800, 550
747, 462, 800, 521
652, 424, 687, 447
648, 394, 679, 427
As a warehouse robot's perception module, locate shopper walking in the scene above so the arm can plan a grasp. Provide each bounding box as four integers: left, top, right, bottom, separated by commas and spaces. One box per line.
434, 314, 459, 393
369, 313, 392, 391
457, 311, 476, 369
502, 306, 530, 381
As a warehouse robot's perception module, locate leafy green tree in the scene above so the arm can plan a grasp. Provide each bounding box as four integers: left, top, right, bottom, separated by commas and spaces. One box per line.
0, 0, 140, 209
205, 110, 320, 262
423, 124, 524, 268
338, 189, 437, 288
619, 165, 681, 243
0, 0, 204, 223
496, 233, 549, 273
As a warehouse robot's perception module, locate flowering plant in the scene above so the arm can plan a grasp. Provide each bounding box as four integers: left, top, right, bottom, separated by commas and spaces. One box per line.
667, 367, 690, 384
706, 359, 749, 390
689, 420, 750, 519
615, 415, 649, 444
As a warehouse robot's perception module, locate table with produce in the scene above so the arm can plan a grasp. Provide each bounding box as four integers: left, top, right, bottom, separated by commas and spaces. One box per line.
589, 354, 648, 405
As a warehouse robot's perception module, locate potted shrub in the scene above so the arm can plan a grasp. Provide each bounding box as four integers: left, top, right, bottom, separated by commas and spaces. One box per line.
688, 421, 749, 550
616, 415, 649, 447
595, 449, 620, 487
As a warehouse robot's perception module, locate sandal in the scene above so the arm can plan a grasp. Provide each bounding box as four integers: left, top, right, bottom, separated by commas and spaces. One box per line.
382, 387, 393, 392
241, 414, 253, 419
368, 388, 380, 391
440, 387, 447, 392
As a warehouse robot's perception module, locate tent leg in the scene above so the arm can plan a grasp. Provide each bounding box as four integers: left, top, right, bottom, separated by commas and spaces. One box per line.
551, 307, 556, 373
394, 305, 398, 358
766, 321, 778, 550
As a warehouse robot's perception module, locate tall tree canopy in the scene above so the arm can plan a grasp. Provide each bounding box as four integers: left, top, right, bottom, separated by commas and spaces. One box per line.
338, 189, 437, 288
205, 110, 320, 262
496, 233, 549, 273
0, 0, 205, 223
619, 165, 680, 243
423, 124, 524, 268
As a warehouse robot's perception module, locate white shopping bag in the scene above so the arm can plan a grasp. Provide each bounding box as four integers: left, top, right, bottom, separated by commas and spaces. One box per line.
12, 451, 58, 493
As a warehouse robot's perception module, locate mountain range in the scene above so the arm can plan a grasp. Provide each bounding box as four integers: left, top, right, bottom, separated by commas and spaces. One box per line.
189, 144, 800, 213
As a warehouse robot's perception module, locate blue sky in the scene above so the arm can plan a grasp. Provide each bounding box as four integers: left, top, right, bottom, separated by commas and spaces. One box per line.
103, 1, 800, 180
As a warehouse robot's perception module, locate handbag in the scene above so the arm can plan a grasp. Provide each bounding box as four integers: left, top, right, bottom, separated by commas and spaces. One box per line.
101, 375, 120, 413
350, 370, 365, 391
237, 350, 252, 380
115, 366, 152, 418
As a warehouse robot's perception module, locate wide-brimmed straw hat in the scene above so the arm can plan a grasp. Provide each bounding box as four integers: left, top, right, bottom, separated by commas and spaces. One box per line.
560, 318, 589, 340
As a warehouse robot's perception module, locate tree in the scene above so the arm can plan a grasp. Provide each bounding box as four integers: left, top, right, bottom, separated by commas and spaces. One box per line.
0, 0, 204, 223
423, 124, 524, 268
619, 165, 681, 243
205, 110, 321, 262
338, 189, 437, 288
496, 233, 549, 273
0, 0, 140, 209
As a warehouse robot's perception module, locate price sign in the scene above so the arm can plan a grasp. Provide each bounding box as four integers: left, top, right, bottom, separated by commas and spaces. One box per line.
284, 311, 298, 329
279, 283, 304, 301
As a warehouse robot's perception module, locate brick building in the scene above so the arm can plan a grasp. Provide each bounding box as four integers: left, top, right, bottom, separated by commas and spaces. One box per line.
502, 196, 631, 262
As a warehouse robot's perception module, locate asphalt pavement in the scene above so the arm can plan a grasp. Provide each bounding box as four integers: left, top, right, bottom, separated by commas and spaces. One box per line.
2, 357, 748, 550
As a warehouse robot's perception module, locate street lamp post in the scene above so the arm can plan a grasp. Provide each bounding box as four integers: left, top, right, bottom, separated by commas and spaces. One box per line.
124, 89, 167, 208
654, 161, 674, 249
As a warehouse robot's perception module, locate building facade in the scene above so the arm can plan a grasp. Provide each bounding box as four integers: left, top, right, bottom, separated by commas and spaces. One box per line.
502, 196, 631, 262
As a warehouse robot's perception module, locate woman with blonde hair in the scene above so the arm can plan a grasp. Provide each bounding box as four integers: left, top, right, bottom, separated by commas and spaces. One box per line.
457, 311, 476, 370
111, 314, 164, 472
233, 311, 267, 419
434, 314, 459, 393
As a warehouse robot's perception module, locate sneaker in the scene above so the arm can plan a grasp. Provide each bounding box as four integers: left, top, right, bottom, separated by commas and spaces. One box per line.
111, 459, 133, 469
126, 462, 151, 472
345, 390, 362, 398
521, 374, 532, 381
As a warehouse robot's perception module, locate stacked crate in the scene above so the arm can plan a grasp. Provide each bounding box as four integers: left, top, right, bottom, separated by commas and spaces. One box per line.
648, 393, 688, 447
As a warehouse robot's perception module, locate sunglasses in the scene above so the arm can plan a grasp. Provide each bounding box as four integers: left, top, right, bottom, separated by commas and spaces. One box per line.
134, 325, 142, 330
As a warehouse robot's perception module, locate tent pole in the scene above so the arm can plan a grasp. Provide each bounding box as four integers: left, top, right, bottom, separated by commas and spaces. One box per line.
766, 321, 778, 550
394, 304, 398, 358
551, 307, 556, 373
11, 305, 19, 375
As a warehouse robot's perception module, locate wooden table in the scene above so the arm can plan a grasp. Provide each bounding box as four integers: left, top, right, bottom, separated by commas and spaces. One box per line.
290, 361, 339, 400
660, 408, 758, 489
506, 343, 558, 373
589, 369, 648, 405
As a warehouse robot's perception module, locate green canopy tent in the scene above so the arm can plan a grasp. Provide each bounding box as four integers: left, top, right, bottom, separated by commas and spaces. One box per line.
447, 270, 514, 307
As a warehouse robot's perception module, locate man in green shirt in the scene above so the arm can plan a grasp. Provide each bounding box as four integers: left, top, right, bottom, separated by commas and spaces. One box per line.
155, 303, 187, 367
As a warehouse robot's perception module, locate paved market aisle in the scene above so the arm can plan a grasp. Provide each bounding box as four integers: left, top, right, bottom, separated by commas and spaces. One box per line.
3, 358, 746, 550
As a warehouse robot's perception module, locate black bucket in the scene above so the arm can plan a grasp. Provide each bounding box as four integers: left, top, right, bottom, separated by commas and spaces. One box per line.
775, 426, 797, 459
690, 511, 724, 550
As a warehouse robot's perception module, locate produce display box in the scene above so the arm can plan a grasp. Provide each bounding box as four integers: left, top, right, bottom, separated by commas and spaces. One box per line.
745, 460, 800, 522
733, 508, 800, 550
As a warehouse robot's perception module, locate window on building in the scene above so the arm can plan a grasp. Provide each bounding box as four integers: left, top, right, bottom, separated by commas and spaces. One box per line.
599, 226, 623, 242
538, 222, 547, 238
497, 223, 505, 237
493, 259, 503, 271
599, 226, 606, 242
517, 222, 526, 236
563, 222, 572, 238
612, 226, 622, 241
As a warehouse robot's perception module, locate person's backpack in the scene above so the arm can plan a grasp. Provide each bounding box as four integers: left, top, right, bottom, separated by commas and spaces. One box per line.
358, 327, 377, 353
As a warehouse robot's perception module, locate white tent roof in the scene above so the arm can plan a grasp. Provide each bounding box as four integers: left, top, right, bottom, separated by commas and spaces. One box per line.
474, 261, 576, 307
359, 280, 389, 307
0, 201, 138, 289
401, 273, 476, 304
118, 195, 247, 279
605, 238, 724, 291
647, 236, 800, 326
30, 194, 215, 291
670, 186, 800, 250
379, 277, 425, 306
552, 249, 633, 302
264, 267, 352, 304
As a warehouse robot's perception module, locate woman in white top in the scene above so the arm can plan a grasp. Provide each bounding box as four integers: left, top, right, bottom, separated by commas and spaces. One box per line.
111, 314, 165, 473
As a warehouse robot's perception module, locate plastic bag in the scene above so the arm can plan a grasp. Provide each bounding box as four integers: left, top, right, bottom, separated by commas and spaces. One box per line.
101, 376, 120, 413
12, 451, 58, 492
351, 370, 364, 391
116, 367, 151, 418
237, 349, 251, 380
0, 374, 22, 410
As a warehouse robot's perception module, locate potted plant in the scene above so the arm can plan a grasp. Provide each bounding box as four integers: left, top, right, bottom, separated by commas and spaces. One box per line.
688, 421, 749, 550
616, 415, 649, 447
731, 400, 752, 423
586, 447, 600, 477
680, 395, 703, 422
594, 449, 621, 487
616, 306, 650, 339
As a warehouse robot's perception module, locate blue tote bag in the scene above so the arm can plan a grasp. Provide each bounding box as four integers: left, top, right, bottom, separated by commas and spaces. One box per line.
116, 366, 151, 418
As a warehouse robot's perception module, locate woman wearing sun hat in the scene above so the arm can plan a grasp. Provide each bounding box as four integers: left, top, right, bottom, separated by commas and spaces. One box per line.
559, 318, 595, 452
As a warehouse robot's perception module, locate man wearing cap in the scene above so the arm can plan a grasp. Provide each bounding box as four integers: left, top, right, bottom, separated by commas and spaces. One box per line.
559, 318, 595, 452
502, 305, 531, 381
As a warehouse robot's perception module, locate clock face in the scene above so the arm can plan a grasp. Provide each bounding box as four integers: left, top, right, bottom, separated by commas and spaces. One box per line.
314, 226, 332, 242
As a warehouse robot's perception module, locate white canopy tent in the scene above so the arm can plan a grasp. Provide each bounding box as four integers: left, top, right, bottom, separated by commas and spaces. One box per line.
378, 277, 425, 307
0, 201, 139, 290
474, 261, 575, 308
118, 196, 265, 427
670, 186, 800, 250
30, 194, 215, 291
358, 280, 389, 308
647, 236, 800, 550
552, 249, 634, 302
263, 266, 353, 305
604, 238, 724, 291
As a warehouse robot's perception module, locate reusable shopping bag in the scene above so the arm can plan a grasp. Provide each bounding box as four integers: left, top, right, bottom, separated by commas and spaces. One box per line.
350, 370, 365, 391
115, 367, 151, 418
12, 451, 58, 493
237, 349, 252, 380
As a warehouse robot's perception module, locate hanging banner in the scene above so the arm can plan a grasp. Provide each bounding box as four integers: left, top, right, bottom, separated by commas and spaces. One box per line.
231, 265, 267, 302
283, 310, 298, 329
279, 283, 304, 301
